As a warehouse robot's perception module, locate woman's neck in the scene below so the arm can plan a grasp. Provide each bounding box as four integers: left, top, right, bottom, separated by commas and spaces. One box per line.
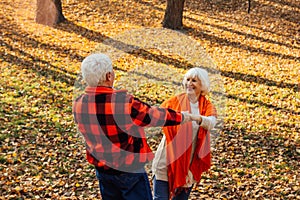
188, 94, 199, 104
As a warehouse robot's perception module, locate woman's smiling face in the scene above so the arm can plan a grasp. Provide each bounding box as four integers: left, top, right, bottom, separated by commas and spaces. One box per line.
185, 76, 202, 97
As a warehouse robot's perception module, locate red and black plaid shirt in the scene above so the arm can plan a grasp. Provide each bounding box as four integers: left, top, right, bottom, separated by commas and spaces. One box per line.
73, 86, 183, 171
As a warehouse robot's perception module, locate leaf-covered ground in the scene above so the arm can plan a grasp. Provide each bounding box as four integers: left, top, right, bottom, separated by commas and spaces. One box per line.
0, 0, 299, 199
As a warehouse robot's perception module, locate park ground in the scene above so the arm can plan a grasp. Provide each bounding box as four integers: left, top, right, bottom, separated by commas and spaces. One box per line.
0, 0, 299, 199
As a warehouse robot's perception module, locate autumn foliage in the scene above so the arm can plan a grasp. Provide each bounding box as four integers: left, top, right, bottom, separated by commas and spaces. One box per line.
0, 0, 299, 199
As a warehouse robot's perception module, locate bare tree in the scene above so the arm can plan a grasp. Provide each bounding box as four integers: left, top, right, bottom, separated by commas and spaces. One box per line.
36, 0, 65, 26
162, 0, 185, 29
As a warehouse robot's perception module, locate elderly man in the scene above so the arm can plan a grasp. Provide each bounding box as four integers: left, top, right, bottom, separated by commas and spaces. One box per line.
72, 53, 203, 200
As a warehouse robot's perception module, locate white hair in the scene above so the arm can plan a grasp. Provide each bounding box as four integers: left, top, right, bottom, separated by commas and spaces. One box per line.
182, 67, 210, 95
81, 53, 113, 86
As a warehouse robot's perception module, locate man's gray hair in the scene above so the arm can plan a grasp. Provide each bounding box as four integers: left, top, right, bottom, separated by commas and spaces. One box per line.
182, 67, 210, 95
81, 53, 113, 86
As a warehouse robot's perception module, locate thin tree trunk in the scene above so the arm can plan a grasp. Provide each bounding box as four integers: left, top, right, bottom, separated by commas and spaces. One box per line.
162, 0, 185, 29
36, 0, 65, 26
248, 0, 251, 13
55, 0, 65, 23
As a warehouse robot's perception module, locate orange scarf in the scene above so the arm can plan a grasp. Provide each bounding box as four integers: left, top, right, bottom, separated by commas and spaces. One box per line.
161, 93, 217, 198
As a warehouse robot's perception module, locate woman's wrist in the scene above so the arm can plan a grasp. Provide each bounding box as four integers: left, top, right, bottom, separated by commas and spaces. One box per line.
198, 115, 203, 125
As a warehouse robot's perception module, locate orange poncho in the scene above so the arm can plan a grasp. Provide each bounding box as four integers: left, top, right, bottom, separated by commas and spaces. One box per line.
161, 93, 217, 198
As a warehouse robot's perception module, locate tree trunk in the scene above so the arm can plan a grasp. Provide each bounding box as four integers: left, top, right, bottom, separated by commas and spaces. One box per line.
162, 0, 185, 29
248, 0, 251, 13
36, 0, 66, 26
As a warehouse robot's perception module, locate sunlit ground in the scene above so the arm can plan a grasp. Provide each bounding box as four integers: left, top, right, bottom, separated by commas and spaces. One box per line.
0, 0, 299, 199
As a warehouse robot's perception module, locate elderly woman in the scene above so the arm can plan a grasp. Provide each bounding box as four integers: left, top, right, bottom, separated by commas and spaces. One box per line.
152, 67, 217, 200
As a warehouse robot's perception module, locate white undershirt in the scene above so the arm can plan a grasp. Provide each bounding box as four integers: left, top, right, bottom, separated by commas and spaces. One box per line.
152, 101, 217, 186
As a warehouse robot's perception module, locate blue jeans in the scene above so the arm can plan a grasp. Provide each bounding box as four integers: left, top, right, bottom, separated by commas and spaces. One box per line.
153, 176, 193, 200
95, 168, 152, 200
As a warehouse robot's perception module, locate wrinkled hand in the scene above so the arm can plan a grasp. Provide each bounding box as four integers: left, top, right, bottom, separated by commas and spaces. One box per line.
181, 111, 202, 124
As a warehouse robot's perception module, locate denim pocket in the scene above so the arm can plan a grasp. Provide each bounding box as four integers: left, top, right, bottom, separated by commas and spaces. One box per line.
117, 173, 142, 189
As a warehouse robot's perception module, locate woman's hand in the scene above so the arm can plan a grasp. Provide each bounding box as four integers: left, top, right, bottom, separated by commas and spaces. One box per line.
181, 111, 202, 124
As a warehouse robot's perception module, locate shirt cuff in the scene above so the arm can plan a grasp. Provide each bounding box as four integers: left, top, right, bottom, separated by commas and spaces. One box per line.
199, 116, 217, 130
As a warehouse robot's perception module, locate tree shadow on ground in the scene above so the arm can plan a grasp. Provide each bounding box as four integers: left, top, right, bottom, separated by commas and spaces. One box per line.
185, 0, 300, 24
56, 20, 299, 97
1, 47, 75, 86
185, 26, 298, 61
183, 16, 299, 50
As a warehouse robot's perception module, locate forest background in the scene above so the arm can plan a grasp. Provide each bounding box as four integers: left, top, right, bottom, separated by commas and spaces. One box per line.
0, 0, 299, 199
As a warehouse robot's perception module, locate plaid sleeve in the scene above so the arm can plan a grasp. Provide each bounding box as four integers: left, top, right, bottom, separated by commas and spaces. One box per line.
130, 97, 182, 127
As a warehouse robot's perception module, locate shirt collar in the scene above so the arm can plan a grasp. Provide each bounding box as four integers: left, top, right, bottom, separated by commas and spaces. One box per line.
85, 86, 127, 94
